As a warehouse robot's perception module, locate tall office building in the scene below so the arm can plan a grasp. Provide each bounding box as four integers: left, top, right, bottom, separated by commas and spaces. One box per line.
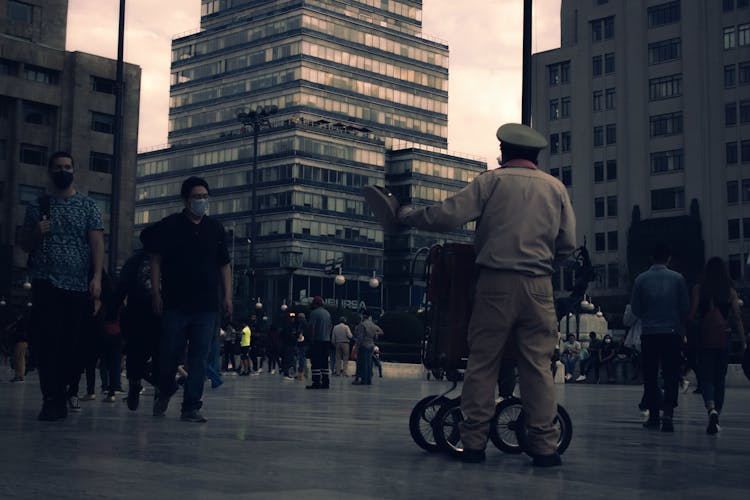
532, 0, 750, 303
0, 0, 141, 299
137, 0, 484, 316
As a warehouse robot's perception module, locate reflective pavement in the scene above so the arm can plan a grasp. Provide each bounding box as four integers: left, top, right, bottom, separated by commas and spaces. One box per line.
1, 369, 749, 499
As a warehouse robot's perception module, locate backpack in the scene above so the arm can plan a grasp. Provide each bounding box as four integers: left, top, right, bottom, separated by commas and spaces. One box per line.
700, 298, 729, 349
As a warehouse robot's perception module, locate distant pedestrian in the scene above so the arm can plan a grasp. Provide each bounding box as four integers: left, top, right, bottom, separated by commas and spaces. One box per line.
352, 312, 382, 386
687, 257, 747, 434
630, 244, 689, 433
306, 296, 332, 389
332, 317, 353, 376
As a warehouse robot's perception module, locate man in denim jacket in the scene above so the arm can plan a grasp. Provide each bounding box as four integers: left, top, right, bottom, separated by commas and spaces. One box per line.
630, 244, 689, 432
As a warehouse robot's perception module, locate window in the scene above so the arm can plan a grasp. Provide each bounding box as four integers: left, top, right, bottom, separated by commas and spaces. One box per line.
595, 197, 605, 218
594, 161, 604, 182
650, 112, 682, 137
89, 192, 111, 216
727, 142, 738, 164
725, 27, 737, 49
742, 140, 750, 162
550, 134, 560, 154
651, 187, 685, 210
607, 195, 618, 217
550, 167, 560, 179
651, 149, 684, 173
729, 219, 741, 240
549, 99, 560, 120
606, 124, 616, 145
725, 64, 737, 88
7, 1, 33, 23
593, 126, 604, 147
649, 74, 682, 100
743, 218, 750, 238
726, 102, 738, 126
593, 91, 603, 111
605, 88, 616, 109
741, 101, 750, 123
22, 100, 53, 125
561, 131, 571, 152
24, 64, 58, 85
90, 152, 113, 173
560, 61, 570, 84
648, 1, 681, 27
19, 184, 45, 205
91, 76, 116, 95
648, 38, 681, 64
729, 254, 741, 281
560, 97, 571, 118
561, 166, 572, 186
0, 58, 18, 76
725, 0, 735, 10
740, 24, 750, 46
608, 263, 619, 287
740, 62, 750, 85
728, 180, 739, 203
607, 231, 618, 251
591, 16, 615, 42
592, 55, 603, 76
606, 160, 617, 180
91, 112, 114, 134
548, 64, 559, 86
742, 179, 750, 201
740, 0, 749, 8
19, 143, 46, 165
604, 53, 615, 73
595, 232, 605, 251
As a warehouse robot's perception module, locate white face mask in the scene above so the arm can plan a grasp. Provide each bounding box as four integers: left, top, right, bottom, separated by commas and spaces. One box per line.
189, 198, 208, 217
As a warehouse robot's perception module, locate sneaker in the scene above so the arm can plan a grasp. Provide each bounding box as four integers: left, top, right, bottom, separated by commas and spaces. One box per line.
210, 379, 223, 389
80, 393, 96, 401
250, 371, 261, 376
153, 394, 169, 417
680, 379, 690, 393
9, 376, 24, 382
180, 410, 207, 423
532, 452, 562, 467
270, 369, 276, 375
564, 373, 572, 381
68, 396, 81, 412
660, 417, 674, 433
283, 375, 294, 381
706, 410, 719, 435
453, 448, 486, 464
639, 409, 650, 421
38, 402, 66, 422
643, 418, 660, 430
575, 375, 587, 382
127, 383, 142, 411
103, 393, 116, 403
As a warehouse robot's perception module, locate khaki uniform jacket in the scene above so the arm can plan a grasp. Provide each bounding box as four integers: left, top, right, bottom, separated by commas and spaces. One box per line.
398, 163, 576, 276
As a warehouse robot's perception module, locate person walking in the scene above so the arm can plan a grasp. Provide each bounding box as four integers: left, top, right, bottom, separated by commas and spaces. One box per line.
238, 320, 251, 376
295, 312, 309, 380
352, 312, 382, 386
306, 296, 332, 389
19, 151, 104, 421
140, 176, 232, 423
630, 244, 689, 433
687, 257, 747, 434
332, 316, 353, 376
392, 124, 576, 466
7, 310, 30, 382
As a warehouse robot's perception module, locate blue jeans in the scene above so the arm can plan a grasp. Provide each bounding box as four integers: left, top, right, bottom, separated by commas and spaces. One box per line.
205, 333, 222, 387
159, 310, 217, 412
358, 345, 374, 384
296, 344, 307, 374
699, 348, 730, 412
561, 353, 579, 377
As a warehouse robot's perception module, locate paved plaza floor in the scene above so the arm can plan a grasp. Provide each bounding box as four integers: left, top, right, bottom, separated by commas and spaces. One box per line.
1, 368, 749, 500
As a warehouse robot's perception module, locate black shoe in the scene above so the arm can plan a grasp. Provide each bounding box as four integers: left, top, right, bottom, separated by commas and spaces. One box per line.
531, 452, 562, 467
153, 393, 169, 417
643, 419, 660, 430
38, 401, 66, 422
660, 417, 674, 433
454, 448, 486, 463
305, 384, 322, 389
127, 382, 142, 411
180, 409, 207, 423
706, 410, 719, 435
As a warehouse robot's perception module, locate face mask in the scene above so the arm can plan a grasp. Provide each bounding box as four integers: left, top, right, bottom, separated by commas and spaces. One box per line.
52, 171, 74, 189
189, 198, 208, 217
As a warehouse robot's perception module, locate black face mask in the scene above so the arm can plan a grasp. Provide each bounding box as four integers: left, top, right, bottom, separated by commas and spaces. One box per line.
52, 171, 74, 189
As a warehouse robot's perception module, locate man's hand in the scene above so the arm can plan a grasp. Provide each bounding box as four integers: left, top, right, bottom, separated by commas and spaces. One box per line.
38, 219, 51, 236
93, 298, 102, 316
223, 296, 233, 318
89, 276, 101, 303
152, 293, 163, 316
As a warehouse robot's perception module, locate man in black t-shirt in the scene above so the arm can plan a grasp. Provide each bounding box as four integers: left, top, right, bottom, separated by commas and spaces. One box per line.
140, 176, 232, 423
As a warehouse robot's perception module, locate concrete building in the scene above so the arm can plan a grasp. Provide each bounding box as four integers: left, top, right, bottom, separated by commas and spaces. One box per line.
136, 0, 484, 318
532, 0, 750, 304
0, 0, 141, 298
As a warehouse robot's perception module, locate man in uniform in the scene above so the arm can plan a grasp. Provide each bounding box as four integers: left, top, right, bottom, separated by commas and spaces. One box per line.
306, 296, 332, 389
395, 124, 576, 466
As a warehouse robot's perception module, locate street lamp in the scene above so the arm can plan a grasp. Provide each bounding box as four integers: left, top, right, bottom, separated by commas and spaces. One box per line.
333, 265, 345, 309
237, 104, 279, 308
0, 296, 6, 307
255, 298, 263, 310
280, 299, 288, 312
369, 270, 383, 311
23, 277, 31, 290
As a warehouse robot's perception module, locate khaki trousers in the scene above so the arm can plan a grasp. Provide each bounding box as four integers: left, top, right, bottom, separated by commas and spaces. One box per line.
459, 270, 560, 455
335, 343, 350, 374
14, 341, 28, 379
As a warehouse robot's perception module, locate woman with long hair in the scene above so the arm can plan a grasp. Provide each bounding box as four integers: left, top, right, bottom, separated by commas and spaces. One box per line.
687, 257, 747, 434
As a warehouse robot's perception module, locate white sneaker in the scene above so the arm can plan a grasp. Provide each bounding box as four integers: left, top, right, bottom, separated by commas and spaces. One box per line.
575, 375, 587, 382
640, 409, 650, 421
565, 373, 572, 381
270, 369, 276, 375
680, 379, 690, 393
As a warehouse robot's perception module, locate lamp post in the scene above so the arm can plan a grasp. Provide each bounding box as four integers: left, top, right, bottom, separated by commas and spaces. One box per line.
334, 265, 345, 310
408, 247, 431, 309
237, 104, 279, 308
368, 270, 382, 311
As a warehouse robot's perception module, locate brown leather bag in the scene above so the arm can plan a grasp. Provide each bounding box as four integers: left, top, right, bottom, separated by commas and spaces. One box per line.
701, 298, 728, 349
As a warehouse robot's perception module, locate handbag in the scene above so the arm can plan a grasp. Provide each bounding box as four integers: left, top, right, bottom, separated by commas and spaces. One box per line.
700, 298, 728, 349
350, 343, 358, 361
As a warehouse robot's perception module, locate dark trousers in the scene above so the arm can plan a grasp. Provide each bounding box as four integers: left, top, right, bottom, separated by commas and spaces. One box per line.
99, 333, 123, 393
122, 311, 160, 385
281, 345, 296, 376
699, 348, 730, 412
641, 334, 682, 418
70, 317, 101, 396
309, 341, 330, 387
30, 281, 91, 408
222, 341, 236, 371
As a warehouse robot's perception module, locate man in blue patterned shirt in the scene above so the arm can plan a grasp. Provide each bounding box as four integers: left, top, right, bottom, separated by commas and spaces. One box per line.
20, 151, 105, 421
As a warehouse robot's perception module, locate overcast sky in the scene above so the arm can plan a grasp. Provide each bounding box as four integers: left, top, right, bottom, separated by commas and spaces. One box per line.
66, 0, 561, 166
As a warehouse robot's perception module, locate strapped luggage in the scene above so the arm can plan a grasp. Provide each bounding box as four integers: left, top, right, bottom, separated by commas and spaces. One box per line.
422, 243, 477, 371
